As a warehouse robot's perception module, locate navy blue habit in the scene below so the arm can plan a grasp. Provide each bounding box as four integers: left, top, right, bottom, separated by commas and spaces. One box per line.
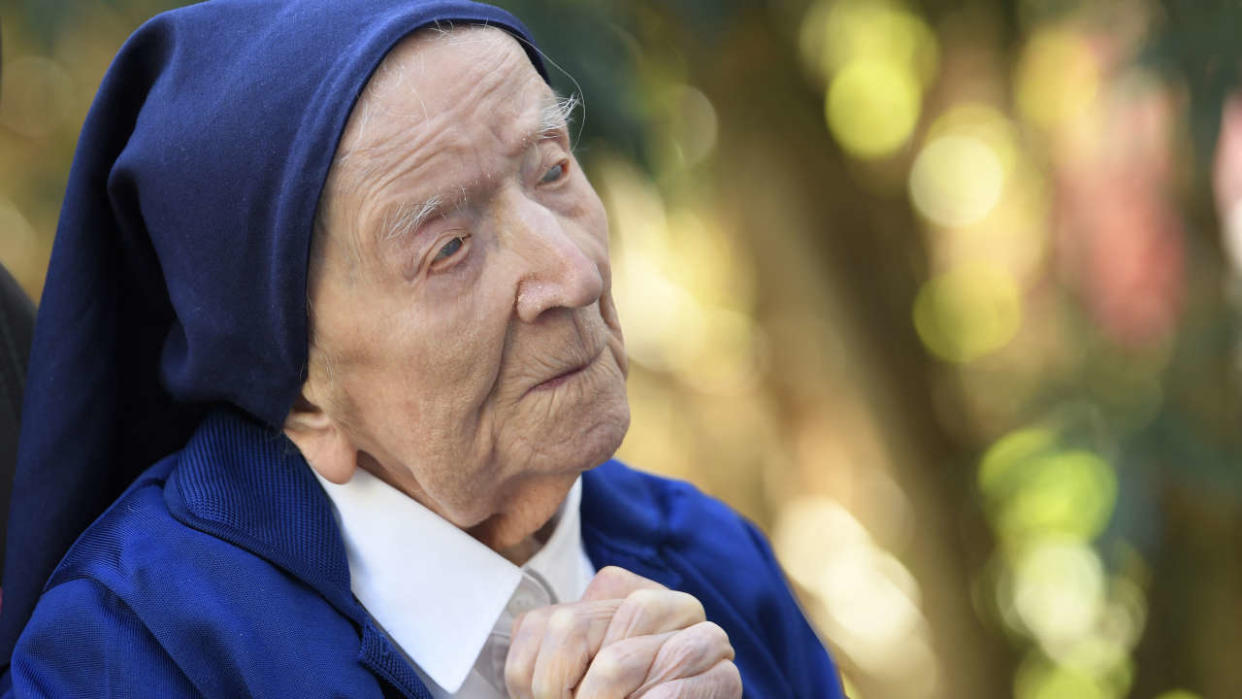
0, 0, 847, 696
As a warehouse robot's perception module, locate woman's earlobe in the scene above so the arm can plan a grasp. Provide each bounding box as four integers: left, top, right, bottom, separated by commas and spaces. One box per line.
282, 392, 357, 484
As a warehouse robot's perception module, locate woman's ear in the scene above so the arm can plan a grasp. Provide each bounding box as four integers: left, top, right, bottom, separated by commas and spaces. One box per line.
282, 390, 358, 484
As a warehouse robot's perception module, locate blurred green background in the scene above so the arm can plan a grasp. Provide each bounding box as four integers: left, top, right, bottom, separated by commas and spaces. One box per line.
3, 0, 1241, 697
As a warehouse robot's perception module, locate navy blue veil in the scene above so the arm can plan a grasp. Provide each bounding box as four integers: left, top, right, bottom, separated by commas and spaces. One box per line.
0, 0, 547, 662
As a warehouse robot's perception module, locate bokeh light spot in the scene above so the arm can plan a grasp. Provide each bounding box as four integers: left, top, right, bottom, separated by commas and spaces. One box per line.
1016, 655, 1109, 699
927, 103, 1022, 175
1015, 28, 1099, 130
826, 59, 921, 160
913, 264, 1021, 362
774, 497, 870, 590
978, 429, 1117, 542
909, 135, 1005, 227
652, 84, 719, 169
1000, 451, 1117, 542
818, 0, 939, 86
1013, 541, 1106, 648
774, 498, 936, 683
978, 428, 1057, 495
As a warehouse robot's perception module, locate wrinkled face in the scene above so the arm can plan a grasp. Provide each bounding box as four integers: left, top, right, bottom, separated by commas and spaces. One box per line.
303, 27, 629, 550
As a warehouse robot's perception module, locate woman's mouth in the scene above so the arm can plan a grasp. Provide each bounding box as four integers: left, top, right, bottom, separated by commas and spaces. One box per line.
526, 348, 603, 396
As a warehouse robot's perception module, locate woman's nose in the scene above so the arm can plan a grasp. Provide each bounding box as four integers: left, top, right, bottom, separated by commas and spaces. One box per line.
509, 196, 604, 323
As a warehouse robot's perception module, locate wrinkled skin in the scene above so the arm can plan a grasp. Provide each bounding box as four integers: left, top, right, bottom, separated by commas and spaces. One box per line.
283, 27, 739, 697
506, 567, 741, 698
284, 28, 629, 559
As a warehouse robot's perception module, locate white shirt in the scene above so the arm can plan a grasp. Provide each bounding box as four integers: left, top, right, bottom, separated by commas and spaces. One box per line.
314, 468, 596, 697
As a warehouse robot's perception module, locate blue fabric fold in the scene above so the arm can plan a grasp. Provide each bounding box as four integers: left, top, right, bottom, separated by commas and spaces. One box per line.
7, 410, 846, 696
0, 0, 547, 662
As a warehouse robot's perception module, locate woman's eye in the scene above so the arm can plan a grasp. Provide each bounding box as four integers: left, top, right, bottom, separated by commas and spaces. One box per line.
540, 162, 566, 184
432, 235, 467, 263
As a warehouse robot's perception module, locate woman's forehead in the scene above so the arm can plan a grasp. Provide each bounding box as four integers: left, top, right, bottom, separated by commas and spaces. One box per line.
316, 24, 557, 273
333, 26, 545, 172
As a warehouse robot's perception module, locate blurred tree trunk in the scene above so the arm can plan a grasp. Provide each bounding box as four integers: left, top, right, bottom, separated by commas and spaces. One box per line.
677, 7, 1017, 698
1133, 464, 1242, 696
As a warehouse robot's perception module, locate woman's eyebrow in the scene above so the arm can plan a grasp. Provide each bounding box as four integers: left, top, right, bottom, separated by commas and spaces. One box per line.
375, 194, 459, 244
374, 94, 579, 246
536, 93, 578, 141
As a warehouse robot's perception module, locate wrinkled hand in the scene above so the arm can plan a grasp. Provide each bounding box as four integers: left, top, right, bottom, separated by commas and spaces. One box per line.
504, 566, 741, 698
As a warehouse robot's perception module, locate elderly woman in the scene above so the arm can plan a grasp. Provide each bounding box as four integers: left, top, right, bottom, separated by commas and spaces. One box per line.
0, 1, 844, 696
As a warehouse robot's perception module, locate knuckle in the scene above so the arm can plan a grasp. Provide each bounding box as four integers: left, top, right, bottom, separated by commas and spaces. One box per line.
547, 607, 578, 635
589, 649, 626, 684
590, 643, 642, 685
674, 591, 706, 622
511, 614, 544, 649
519, 607, 549, 631
624, 588, 662, 605
649, 622, 735, 679
616, 591, 655, 623
504, 660, 532, 696
617, 589, 704, 631
658, 630, 703, 666
609, 597, 645, 635
697, 620, 730, 647
666, 621, 724, 653
531, 673, 563, 699
720, 660, 743, 694
595, 565, 632, 585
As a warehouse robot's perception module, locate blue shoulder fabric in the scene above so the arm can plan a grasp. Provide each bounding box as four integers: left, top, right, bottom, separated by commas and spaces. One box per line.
5, 412, 845, 697
11, 581, 199, 696
7, 413, 423, 697
0, 0, 547, 663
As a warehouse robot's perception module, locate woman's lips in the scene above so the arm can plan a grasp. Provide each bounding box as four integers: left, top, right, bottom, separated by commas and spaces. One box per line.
532, 363, 589, 391
526, 348, 603, 396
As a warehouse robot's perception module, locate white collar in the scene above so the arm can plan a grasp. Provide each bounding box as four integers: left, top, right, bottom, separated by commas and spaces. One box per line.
314, 467, 587, 694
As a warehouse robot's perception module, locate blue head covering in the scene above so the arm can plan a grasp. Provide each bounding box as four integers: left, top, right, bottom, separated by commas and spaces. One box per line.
0, 0, 547, 661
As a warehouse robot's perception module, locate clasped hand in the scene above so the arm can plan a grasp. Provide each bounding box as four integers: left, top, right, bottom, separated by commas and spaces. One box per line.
504, 566, 742, 698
